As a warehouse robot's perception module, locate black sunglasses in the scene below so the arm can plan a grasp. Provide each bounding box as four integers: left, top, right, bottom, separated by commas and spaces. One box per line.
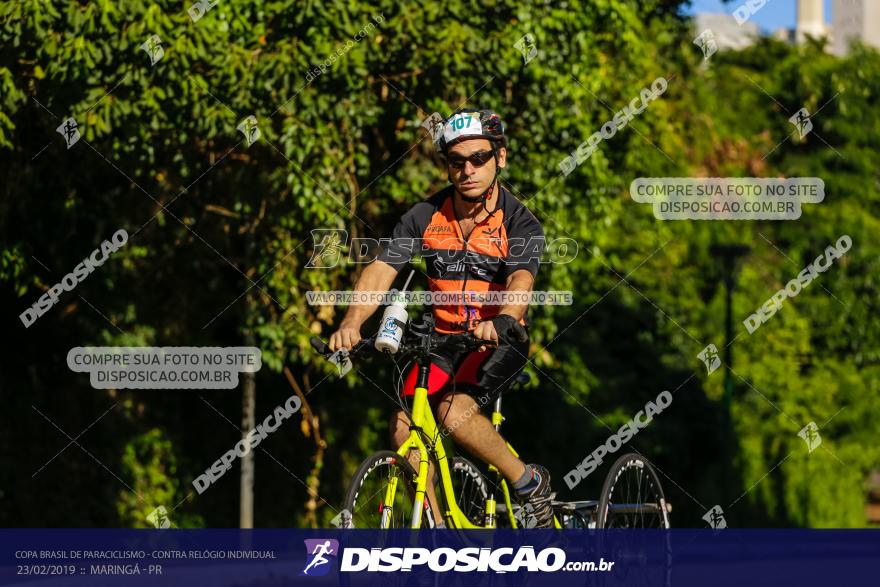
447, 150, 495, 170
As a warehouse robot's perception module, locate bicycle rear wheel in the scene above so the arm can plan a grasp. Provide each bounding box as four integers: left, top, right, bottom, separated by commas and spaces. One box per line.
343, 450, 434, 528
597, 453, 670, 528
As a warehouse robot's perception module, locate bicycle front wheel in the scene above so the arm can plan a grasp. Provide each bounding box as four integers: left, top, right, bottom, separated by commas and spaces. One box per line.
343, 451, 434, 529
597, 453, 670, 528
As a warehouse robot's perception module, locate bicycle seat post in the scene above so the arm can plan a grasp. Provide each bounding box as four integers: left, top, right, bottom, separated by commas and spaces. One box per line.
492, 395, 504, 432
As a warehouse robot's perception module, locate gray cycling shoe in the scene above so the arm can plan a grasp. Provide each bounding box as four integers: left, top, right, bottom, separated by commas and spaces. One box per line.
513, 465, 555, 528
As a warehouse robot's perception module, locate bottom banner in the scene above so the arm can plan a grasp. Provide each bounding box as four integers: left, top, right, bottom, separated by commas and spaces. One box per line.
1, 529, 877, 586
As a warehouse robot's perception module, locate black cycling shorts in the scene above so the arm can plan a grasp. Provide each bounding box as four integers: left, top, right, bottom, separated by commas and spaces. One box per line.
399, 336, 529, 409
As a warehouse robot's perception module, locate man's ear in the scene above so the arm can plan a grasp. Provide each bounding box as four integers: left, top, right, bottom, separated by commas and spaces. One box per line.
497, 146, 507, 169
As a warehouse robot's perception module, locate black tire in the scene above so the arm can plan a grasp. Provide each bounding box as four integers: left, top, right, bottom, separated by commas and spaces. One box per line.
343, 450, 434, 529
597, 453, 670, 529
556, 506, 593, 529
450, 456, 489, 525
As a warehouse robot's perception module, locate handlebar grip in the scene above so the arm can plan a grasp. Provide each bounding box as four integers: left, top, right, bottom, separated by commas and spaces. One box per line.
441, 333, 495, 352
310, 337, 330, 356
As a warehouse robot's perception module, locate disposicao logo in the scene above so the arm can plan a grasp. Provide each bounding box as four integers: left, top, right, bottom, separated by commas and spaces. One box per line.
301, 539, 339, 577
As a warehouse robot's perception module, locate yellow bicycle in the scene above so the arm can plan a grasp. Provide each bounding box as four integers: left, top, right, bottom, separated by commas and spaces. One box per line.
312, 316, 670, 530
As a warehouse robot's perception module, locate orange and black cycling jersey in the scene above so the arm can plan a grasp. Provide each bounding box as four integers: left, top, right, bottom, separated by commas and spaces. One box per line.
376, 184, 545, 333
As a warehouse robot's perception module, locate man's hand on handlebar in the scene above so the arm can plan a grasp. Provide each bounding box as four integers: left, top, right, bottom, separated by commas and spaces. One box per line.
329, 320, 362, 352
316, 324, 490, 364
471, 320, 499, 352
473, 314, 528, 351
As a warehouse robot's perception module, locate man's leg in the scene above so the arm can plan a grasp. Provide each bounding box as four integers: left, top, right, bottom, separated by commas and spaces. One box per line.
434, 391, 526, 483
435, 389, 555, 528
389, 409, 445, 526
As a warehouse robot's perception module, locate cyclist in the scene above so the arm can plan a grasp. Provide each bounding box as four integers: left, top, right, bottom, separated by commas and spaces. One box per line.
328, 108, 554, 528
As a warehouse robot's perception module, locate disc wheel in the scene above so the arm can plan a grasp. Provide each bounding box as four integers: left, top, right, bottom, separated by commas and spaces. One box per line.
597, 453, 670, 528
343, 451, 434, 528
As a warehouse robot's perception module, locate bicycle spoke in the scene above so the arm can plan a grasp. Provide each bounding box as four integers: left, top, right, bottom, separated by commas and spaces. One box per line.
347, 456, 419, 528
603, 457, 667, 528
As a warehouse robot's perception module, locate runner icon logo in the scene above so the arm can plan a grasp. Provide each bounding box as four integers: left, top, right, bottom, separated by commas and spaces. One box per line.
703, 505, 727, 531
694, 29, 717, 60
798, 421, 822, 453
301, 539, 339, 577
789, 107, 813, 138
697, 344, 721, 375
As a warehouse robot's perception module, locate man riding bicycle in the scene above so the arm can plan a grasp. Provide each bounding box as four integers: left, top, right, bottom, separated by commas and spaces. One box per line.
328, 108, 554, 528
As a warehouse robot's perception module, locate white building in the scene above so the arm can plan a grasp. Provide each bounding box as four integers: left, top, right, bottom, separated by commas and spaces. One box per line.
697, 0, 880, 56
832, 0, 880, 55
796, 0, 829, 44
694, 13, 760, 51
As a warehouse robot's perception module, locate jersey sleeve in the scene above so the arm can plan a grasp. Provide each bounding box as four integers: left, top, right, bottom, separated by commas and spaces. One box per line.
504, 206, 545, 277
375, 202, 432, 271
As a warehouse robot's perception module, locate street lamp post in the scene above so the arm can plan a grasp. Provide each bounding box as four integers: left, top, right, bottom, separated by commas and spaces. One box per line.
709, 244, 750, 416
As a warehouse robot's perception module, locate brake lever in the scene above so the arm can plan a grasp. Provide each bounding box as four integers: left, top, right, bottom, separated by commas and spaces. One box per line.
441, 334, 496, 353
473, 339, 498, 352
310, 336, 375, 357
310, 337, 331, 357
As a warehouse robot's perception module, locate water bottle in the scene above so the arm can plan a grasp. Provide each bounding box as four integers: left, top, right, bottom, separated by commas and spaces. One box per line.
374, 295, 408, 354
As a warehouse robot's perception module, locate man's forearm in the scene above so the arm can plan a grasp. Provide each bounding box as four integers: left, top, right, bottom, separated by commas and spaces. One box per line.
497, 269, 535, 321
340, 260, 400, 327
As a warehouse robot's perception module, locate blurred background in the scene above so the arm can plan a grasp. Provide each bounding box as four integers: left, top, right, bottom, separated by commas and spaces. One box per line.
1, 0, 878, 528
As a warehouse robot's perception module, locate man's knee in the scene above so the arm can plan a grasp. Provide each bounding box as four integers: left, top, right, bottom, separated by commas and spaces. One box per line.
389, 410, 410, 446
435, 392, 480, 434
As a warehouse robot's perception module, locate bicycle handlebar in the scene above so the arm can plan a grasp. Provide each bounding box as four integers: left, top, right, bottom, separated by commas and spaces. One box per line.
310, 331, 492, 361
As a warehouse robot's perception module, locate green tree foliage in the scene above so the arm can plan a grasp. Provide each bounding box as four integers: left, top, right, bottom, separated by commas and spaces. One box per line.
118, 428, 204, 527
1, 0, 877, 528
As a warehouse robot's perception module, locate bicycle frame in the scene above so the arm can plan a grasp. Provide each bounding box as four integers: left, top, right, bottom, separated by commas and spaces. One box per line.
390, 357, 553, 529
394, 380, 513, 528
321, 329, 660, 530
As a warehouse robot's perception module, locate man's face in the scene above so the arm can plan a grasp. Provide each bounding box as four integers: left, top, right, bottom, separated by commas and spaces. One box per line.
447, 139, 506, 199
